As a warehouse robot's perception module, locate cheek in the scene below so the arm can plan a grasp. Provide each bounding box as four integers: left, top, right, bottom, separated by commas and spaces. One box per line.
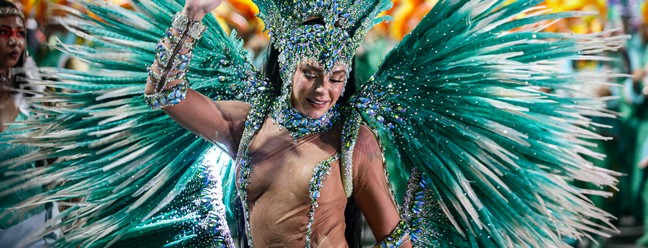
295, 78, 314, 92
0, 43, 9, 55
18, 39, 26, 49
292, 80, 303, 94
291, 78, 310, 101
331, 85, 344, 99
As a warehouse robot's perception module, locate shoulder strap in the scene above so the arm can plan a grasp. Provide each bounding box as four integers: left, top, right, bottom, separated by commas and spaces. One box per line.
340, 110, 363, 197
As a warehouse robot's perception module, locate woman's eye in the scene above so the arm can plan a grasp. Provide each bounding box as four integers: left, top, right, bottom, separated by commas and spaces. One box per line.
17, 31, 26, 38
330, 78, 344, 83
304, 73, 317, 79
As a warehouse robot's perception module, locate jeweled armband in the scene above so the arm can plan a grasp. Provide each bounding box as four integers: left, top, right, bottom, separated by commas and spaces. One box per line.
145, 81, 188, 109
375, 220, 410, 248
145, 12, 205, 109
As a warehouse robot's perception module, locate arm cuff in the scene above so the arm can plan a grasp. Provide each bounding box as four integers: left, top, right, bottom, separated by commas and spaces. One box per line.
375, 220, 410, 248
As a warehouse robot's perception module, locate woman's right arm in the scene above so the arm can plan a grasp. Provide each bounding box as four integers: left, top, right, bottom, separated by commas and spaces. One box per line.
145, 0, 248, 156
161, 91, 249, 156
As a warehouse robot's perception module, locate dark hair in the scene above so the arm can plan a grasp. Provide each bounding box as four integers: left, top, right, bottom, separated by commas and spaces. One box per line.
0, 0, 27, 91
344, 197, 363, 247
11, 53, 27, 91
0, 0, 19, 9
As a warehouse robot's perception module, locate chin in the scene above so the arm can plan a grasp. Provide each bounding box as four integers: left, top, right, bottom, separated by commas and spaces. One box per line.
305, 111, 325, 119
295, 102, 333, 119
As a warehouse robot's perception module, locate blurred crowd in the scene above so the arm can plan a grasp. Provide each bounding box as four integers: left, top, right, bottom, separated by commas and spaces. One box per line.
3, 0, 648, 247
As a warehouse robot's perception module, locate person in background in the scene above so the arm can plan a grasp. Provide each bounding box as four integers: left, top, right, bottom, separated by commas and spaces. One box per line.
0, 1, 58, 247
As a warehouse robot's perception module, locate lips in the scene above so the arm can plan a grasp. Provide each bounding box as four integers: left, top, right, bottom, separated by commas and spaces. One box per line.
8, 51, 20, 60
307, 98, 329, 108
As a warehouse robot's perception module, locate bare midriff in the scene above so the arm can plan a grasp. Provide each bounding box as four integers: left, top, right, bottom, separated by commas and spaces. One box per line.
243, 118, 348, 247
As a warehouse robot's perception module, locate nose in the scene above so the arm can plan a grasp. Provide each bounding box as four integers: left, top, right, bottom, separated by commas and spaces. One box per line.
314, 76, 328, 93
7, 36, 16, 46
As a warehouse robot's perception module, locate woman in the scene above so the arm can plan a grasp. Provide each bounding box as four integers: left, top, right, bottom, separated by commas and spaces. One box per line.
145, 0, 408, 245
0, 0, 622, 247
0, 1, 57, 247
0, 1, 24, 131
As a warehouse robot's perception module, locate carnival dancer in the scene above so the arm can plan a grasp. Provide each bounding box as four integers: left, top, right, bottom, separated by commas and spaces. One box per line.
0, 1, 58, 247
0, 0, 626, 247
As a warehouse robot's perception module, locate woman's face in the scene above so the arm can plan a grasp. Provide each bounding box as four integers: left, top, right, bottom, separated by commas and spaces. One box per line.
290, 61, 347, 118
0, 15, 26, 72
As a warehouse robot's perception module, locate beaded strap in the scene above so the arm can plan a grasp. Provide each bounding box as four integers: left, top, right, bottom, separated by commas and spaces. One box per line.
375, 220, 410, 248
145, 82, 188, 109
145, 12, 206, 109
305, 155, 339, 247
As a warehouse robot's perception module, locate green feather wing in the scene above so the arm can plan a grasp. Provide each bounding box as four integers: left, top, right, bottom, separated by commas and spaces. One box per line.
0, 0, 260, 246
353, 0, 624, 246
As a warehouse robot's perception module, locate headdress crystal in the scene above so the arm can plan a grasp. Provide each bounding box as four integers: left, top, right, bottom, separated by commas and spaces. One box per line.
255, 0, 392, 82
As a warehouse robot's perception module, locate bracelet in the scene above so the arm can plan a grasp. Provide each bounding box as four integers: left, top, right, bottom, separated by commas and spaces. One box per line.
145, 81, 188, 109
171, 12, 206, 40
151, 18, 201, 89
145, 12, 205, 109
375, 220, 410, 248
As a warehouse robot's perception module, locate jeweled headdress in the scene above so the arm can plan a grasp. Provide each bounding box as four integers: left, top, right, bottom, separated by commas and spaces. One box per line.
255, 0, 392, 88
255, 0, 393, 140
0, 6, 24, 20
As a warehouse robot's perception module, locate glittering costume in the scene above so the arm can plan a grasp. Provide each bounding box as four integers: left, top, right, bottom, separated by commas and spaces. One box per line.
0, 0, 626, 247
0, 99, 45, 247
0, 51, 59, 248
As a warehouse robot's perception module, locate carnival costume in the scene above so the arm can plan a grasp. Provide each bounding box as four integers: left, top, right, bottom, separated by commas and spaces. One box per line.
0, 0, 627, 247
0, 5, 60, 246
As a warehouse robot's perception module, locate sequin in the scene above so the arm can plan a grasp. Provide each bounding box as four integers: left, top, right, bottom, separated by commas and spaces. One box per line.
270, 98, 341, 141
145, 82, 188, 109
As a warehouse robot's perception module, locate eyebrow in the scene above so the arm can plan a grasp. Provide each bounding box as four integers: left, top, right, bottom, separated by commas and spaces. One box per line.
301, 64, 323, 71
0, 24, 25, 29
300, 64, 346, 75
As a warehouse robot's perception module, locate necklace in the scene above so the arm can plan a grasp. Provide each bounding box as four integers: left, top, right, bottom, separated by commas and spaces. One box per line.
0, 71, 12, 86
270, 98, 340, 141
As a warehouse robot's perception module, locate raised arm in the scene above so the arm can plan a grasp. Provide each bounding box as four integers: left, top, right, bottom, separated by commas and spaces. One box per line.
352, 126, 412, 247
145, 1, 248, 156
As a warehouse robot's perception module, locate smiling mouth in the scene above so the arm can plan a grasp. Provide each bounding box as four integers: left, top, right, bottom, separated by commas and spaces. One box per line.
307, 98, 329, 108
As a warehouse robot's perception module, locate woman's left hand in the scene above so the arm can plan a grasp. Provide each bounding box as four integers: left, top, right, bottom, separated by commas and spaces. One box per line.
182, 0, 223, 21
